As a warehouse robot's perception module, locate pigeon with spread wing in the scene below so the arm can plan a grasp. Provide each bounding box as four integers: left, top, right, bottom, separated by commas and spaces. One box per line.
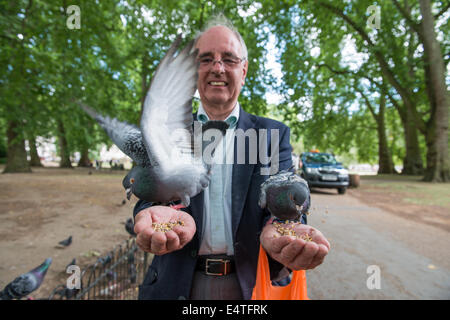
78, 36, 228, 208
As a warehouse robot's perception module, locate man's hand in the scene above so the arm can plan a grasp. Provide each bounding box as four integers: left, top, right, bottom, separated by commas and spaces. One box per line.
134, 206, 196, 255
260, 222, 330, 270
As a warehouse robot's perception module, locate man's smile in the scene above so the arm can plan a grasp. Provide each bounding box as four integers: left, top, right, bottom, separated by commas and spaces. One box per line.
208, 81, 228, 87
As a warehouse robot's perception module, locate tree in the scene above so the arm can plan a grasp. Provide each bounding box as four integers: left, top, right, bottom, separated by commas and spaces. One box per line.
317, 0, 448, 181
416, 0, 449, 181
260, 0, 448, 181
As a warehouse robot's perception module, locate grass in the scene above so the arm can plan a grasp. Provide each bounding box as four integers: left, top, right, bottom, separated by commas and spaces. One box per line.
359, 174, 450, 208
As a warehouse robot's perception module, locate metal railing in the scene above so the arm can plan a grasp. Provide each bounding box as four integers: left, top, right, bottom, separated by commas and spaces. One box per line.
48, 238, 150, 300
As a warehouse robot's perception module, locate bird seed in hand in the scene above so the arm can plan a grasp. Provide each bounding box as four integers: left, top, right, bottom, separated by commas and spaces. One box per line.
152, 220, 184, 232
273, 221, 314, 242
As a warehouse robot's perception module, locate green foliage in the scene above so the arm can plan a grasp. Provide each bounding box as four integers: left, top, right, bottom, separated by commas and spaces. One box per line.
0, 0, 447, 170
259, 0, 447, 166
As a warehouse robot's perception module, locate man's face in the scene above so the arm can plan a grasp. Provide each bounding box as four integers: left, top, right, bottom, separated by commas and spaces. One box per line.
195, 26, 248, 110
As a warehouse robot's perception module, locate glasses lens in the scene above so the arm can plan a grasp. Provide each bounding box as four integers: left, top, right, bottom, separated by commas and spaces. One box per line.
198, 57, 242, 70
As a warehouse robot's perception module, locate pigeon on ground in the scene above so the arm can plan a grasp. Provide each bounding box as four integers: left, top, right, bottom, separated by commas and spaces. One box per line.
97, 254, 112, 266
259, 170, 310, 221
77, 36, 229, 209
127, 251, 135, 264
58, 286, 79, 300
58, 236, 72, 247
0, 258, 52, 300
128, 263, 137, 284
66, 258, 76, 271
106, 270, 117, 281
124, 218, 136, 237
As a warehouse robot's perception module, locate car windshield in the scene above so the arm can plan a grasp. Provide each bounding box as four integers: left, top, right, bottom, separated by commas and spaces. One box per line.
304, 153, 337, 164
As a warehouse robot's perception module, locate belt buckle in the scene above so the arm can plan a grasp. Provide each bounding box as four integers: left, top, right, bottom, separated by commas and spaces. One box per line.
205, 258, 229, 276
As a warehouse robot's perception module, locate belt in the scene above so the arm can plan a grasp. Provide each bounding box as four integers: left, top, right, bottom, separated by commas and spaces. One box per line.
196, 255, 235, 276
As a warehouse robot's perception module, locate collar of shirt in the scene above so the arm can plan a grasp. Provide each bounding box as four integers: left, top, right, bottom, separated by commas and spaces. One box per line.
197, 102, 239, 129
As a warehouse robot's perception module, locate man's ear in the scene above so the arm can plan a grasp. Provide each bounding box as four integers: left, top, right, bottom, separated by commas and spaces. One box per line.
241, 60, 248, 85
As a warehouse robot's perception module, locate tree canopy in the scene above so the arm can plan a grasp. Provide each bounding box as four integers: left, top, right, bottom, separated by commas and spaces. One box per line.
1, 0, 448, 181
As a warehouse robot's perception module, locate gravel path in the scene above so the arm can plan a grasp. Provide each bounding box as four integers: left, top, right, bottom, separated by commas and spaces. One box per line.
305, 189, 450, 299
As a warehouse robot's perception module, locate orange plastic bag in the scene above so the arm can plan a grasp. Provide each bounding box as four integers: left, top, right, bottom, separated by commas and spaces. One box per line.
251, 245, 309, 300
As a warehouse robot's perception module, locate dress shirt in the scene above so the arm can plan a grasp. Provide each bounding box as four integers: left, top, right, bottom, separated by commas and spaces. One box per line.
197, 103, 239, 255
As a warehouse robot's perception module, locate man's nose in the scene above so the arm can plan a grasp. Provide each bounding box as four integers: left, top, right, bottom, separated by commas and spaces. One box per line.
211, 60, 225, 73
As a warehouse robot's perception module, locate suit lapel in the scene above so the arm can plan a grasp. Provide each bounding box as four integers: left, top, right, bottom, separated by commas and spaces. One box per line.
189, 191, 204, 248
231, 107, 257, 239
188, 112, 204, 247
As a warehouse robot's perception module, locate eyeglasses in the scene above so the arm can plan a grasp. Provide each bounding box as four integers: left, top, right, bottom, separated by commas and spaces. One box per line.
198, 56, 246, 70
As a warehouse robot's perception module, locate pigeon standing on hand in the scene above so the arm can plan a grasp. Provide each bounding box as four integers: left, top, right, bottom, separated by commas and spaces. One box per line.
77, 36, 229, 209
259, 171, 310, 221
58, 236, 72, 247
0, 258, 52, 300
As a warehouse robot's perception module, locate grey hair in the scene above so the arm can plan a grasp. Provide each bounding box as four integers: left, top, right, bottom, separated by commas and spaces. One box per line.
194, 13, 248, 60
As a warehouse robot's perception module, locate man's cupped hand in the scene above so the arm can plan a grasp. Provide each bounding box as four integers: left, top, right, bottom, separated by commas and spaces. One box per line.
260, 222, 330, 270
134, 206, 196, 255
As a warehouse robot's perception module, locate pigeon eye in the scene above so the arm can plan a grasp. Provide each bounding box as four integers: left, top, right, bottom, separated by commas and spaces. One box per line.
130, 178, 135, 184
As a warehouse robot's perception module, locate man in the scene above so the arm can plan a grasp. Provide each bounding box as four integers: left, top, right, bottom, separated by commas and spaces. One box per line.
133, 17, 330, 300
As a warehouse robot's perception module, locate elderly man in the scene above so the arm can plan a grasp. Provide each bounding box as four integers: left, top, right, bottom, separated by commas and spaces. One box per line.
133, 17, 330, 300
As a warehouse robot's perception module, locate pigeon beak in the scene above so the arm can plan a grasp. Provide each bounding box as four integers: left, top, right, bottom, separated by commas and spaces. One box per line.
126, 188, 132, 200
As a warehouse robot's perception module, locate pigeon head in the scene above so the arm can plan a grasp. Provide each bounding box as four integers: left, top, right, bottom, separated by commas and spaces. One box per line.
122, 166, 155, 201
259, 171, 310, 221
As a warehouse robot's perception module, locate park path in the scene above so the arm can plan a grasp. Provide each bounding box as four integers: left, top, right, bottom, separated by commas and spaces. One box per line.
304, 189, 450, 300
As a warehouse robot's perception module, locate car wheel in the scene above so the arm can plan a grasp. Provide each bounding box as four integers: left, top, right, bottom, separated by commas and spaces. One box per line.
338, 187, 346, 195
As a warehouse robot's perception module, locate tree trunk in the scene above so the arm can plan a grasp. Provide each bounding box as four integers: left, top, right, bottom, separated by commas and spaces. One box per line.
57, 119, 73, 168
359, 85, 397, 175
377, 125, 395, 174
3, 119, 32, 173
28, 135, 43, 167
419, 0, 450, 182
397, 106, 424, 175
77, 146, 92, 167
402, 120, 424, 175
376, 94, 395, 174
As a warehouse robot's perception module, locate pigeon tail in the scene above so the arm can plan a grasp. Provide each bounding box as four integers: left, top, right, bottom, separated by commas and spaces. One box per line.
77, 102, 101, 121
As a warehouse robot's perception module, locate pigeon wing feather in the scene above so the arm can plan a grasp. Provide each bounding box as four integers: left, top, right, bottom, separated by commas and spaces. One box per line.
140, 36, 199, 171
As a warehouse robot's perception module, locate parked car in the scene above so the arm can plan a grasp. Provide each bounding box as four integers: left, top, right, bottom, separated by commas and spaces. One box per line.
300, 151, 349, 194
